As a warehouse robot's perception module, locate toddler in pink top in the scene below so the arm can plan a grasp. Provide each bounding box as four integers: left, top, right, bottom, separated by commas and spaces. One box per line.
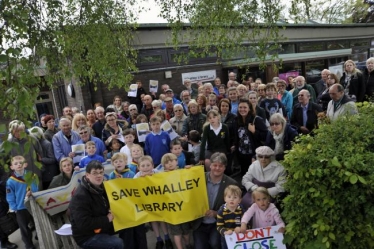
240, 187, 285, 233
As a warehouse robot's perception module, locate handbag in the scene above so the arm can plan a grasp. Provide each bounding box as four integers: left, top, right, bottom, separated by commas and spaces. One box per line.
0, 212, 19, 235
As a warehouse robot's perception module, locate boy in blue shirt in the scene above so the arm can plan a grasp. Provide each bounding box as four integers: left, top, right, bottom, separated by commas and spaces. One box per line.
6, 155, 39, 249
79, 141, 105, 168
144, 117, 171, 165
108, 153, 135, 179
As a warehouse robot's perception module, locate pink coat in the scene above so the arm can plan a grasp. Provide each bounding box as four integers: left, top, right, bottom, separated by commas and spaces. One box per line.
241, 203, 285, 229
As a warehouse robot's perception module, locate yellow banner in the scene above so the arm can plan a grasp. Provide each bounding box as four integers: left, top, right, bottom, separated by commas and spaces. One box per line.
104, 167, 208, 231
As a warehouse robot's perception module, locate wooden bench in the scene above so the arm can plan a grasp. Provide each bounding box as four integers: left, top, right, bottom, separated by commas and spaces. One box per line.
29, 197, 81, 249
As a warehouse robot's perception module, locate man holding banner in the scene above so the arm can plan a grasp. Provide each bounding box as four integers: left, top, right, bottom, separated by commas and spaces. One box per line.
69, 161, 124, 249
193, 152, 239, 249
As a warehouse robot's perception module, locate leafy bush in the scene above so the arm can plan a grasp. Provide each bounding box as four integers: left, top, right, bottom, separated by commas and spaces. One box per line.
282, 102, 374, 249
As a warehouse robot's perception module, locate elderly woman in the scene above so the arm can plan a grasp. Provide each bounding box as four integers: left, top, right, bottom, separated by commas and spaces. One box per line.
29, 126, 59, 189
102, 112, 125, 148
266, 113, 298, 161
72, 113, 88, 132
120, 101, 131, 120
257, 83, 267, 103
241, 146, 287, 209
44, 115, 59, 142
339, 60, 365, 102
169, 104, 187, 136
277, 80, 293, 120
181, 100, 206, 140
5, 120, 43, 183
235, 99, 268, 177
48, 157, 74, 189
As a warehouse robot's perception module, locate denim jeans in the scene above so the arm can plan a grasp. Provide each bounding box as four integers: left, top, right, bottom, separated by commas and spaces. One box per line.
81, 233, 124, 249
193, 223, 221, 249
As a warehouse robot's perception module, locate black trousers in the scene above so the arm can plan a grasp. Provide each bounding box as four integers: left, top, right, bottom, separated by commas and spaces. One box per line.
16, 209, 33, 248
118, 224, 148, 249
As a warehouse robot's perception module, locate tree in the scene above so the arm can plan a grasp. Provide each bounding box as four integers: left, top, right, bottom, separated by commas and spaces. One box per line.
282, 102, 374, 249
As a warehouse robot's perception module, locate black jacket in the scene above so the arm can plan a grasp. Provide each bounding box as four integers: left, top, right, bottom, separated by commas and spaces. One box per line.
69, 176, 114, 246
222, 112, 236, 146
291, 102, 323, 134
265, 124, 298, 161
364, 68, 374, 100
340, 71, 365, 102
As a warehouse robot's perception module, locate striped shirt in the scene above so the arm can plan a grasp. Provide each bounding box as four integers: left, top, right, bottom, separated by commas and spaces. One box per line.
216, 203, 244, 236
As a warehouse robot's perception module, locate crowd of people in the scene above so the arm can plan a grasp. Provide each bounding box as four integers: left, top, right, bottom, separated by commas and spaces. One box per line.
0, 57, 373, 249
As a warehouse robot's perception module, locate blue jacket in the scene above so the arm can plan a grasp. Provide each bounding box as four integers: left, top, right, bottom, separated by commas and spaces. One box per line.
52, 130, 80, 162
144, 131, 171, 165
79, 155, 105, 168
108, 168, 135, 179
76, 136, 106, 157
6, 170, 38, 211
280, 91, 293, 120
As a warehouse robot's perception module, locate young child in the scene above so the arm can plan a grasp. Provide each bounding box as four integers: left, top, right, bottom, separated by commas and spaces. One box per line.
109, 153, 135, 179
227, 87, 239, 114
106, 155, 147, 249
259, 83, 287, 121
200, 109, 230, 171
188, 130, 201, 164
128, 144, 143, 174
216, 185, 244, 249
170, 139, 195, 169
106, 138, 122, 160
144, 116, 171, 166
133, 156, 173, 249
206, 94, 218, 112
240, 187, 285, 234
79, 141, 105, 168
162, 153, 193, 249
6, 155, 38, 249
120, 129, 136, 164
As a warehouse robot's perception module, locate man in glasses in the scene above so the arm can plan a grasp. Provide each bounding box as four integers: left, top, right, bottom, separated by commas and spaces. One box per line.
76, 126, 107, 157
326, 84, 358, 121
291, 89, 323, 135
69, 161, 124, 249
292, 76, 317, 106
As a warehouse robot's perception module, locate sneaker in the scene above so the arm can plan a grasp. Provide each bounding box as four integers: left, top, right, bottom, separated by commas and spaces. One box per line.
155, 241, 164, 249
164, 239, 173, 249
1, 241, 18, 249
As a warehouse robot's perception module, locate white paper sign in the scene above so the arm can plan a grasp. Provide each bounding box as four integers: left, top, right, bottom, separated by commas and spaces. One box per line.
161, 120, 179, 140
149, 80, 159, 93
71, 144, 85, 165
181, 70, 216, 84
329, 64, 344, 80
128, 84, 138, 97
136, 123, 150, 142
225, 226, 286, 249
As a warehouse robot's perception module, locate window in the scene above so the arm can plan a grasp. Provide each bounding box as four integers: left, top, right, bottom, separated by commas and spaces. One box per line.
137, 50, 167, 67
327, 41, 349, 50
350, 40, 369, 47
298, 42, 325, 53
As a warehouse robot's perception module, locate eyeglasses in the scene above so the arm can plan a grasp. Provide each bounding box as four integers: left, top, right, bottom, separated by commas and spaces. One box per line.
174, 109, 183, 112
270, 122, 281, 126
258, 155, 271, 159
79, 131, 88, 135
90, 171, 105, 176
107, 119, 116, 122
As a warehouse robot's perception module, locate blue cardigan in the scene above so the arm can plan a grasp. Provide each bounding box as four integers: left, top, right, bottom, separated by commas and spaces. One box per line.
52, 130, 80, 162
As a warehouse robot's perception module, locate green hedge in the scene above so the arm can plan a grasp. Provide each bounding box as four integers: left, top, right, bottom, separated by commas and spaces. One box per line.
282, 102, 374, 249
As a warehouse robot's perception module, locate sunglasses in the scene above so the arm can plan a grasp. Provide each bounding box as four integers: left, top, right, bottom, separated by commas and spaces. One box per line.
258, 155, 271, 159
270, 122, 280, 126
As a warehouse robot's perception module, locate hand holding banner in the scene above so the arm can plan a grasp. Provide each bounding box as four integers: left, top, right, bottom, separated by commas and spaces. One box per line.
104, 167, 208, 231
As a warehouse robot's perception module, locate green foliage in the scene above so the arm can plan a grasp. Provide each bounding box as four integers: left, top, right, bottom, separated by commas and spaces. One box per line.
282, 102, 374, 248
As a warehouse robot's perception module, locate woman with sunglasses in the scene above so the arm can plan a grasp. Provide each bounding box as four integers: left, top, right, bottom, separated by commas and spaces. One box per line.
234, 99, 268, 177
241, 146, 287, 209
266, 113, 298, 161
